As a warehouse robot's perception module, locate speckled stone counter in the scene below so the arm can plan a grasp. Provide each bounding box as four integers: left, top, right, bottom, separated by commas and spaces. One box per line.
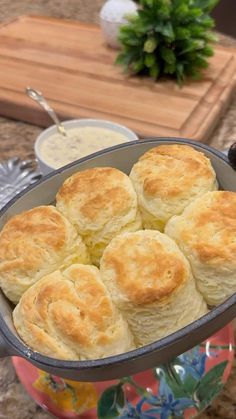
0, 1, 235, 418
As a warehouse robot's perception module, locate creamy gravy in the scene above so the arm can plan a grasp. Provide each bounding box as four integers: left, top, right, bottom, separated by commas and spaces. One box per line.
40, 127, 129, 169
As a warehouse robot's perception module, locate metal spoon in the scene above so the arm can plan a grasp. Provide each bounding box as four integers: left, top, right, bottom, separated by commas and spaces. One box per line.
26, 87, 67, 137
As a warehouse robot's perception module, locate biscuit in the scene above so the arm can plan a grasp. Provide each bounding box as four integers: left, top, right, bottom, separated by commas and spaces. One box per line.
165, 191, 236, 306
100, 230, 207, 346
0, 206, 90, 303
56, 167, 142, 265
130, 144, 218, 231
13, 264, 134, 360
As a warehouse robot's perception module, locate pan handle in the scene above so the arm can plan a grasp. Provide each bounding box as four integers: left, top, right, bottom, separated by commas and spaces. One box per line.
228, 142, 236, 170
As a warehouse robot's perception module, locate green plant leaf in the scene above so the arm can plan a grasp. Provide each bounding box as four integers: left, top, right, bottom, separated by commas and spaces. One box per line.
131, 20, 150, 34
197, 15, 215, 29
145, 53, 156, 68
146, 0, 154, 6
156, 21, 175, 39
196, 361, 228, 390
175, 27, 190, 40
164, 62, 176, 74
195, 379, 224, 411
138, 9, 154, 22
195, 360, 228, 408
115, 52, 129, 66
181, 374, 200, 395
203, 32, 218, 43
144, 37, 158, 52
119, 32, 142, 46
154, 364, 197, 399
126, 14, 139, 24
198, 382, 224, 410
119, 24, 135, 36
161, 46, 176, 64
149, 62, 160, 79
194, 0, 219, 12
132, 57, 145, 72
187, 23, 205, 37
174, 4, 189, 20
155, 22, 164, 33
179, 39, 205, 55
194, 54, 209, 68
97, 384, 125, 419
176, 62, 185, 83
156, 3, 171, 20
115, 48, 140, 71
189, 69, 202, 80
201, 45, 214, 56
189, 8, 203, 19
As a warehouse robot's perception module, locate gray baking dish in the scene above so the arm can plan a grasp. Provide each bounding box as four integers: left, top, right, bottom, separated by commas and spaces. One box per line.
0, 138, 235, 382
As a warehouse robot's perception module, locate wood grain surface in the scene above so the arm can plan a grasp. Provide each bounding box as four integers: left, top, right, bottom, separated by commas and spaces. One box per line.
0, 15, 235, 141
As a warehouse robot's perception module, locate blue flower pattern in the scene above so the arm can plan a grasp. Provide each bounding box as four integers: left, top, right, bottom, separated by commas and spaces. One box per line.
178, 346, 207, 381
115, 345, 225, 418
118, 376, 195, 418
97, 343, 229, 419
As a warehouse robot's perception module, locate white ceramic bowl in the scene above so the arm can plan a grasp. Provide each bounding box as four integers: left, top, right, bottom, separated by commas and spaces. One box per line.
34, 119, 139, 175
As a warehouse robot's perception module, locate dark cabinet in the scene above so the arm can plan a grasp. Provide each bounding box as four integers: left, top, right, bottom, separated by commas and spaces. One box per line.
212, 1, 236, 38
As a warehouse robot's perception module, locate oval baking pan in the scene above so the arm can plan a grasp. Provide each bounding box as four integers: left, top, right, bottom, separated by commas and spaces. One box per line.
0, 138, 235, 382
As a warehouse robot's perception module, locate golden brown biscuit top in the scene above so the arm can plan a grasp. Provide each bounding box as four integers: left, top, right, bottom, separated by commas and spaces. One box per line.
100, 231, 188, 305
17, 265, 122, 349
133, 144, 215, 199
173, 191, 236, 265
140, 144, 209, 162
56, 167, 136, 227
0, 206, 75, 273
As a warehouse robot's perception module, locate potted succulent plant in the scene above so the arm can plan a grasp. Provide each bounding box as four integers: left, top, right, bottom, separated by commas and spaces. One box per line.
116, 0, 220, 83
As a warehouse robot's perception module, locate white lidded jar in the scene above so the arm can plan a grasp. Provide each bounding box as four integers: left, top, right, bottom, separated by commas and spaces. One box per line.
100, 0, 138, 49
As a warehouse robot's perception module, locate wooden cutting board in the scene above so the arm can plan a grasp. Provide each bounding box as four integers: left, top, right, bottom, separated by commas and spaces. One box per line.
0, 15, 236, 141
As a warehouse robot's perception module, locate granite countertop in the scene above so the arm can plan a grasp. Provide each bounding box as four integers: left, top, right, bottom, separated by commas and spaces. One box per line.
0, 1, 235, 418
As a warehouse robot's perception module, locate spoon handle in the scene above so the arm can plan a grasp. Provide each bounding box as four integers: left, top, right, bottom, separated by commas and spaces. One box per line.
26, 87, 67, 136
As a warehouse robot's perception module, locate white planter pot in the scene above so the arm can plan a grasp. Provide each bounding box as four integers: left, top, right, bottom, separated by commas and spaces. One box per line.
100, 0, 138, 49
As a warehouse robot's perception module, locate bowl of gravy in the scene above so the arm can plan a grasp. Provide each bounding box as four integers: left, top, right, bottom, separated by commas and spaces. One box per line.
34, 119, 139, 175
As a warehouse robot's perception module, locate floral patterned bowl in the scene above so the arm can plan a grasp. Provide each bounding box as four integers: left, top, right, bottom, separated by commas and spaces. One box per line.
12, 323, 234, 419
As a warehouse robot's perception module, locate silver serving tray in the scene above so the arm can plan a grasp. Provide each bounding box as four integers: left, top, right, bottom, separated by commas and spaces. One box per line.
0, 157, 41, 209
0, 138, 235, 382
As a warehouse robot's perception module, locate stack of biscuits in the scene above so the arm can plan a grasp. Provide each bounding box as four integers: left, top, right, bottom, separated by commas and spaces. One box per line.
0, 144, 235, 361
